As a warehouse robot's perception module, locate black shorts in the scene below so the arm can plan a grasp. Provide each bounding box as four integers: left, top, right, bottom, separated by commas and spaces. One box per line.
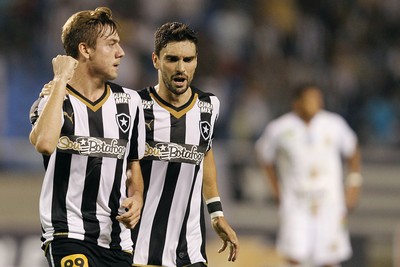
45, 238, 132, 267
185, 263, 207, 267
132, 262, 206, 267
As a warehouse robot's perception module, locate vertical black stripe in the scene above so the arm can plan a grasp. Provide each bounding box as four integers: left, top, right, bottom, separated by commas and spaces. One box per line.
199, 94, 213, 150
198, 94, 213, 261
148, 113, 185, 264
108, 83, 131, 249
141, 87, 155, 142
128, 107, 140, 159
52, 153, 72, 236
171, 113, 187, 142
148, 162, 180, 265
82, 107, 102, 243
109, 159, 123, 249
52, 97, 75, 236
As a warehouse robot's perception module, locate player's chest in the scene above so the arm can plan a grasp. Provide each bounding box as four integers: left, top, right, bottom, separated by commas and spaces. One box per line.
62, 97, 132, 137
279, 125, 338, 152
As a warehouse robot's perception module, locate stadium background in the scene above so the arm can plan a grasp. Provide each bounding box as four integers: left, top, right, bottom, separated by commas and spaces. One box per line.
0, 0, 399, 266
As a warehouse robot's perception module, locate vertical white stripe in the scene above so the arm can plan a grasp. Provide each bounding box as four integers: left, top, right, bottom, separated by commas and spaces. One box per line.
48, 242, 55, 267
126, 89, 146, 159
209, 96, 220, 144
66, 97, 88, 241
66, 155, 86, 241
40, 154, 56, 243
185, 101, 201, 144
186, 166, 205, 263
153, 100, 171, 142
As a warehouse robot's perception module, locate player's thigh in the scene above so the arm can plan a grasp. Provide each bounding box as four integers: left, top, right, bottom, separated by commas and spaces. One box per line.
278, 212, 314, 260
314, 212, 352, 264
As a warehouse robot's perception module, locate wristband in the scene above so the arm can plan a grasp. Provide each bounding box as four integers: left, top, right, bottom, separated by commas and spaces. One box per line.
346, 172, 363, 187
206, 197, 224, 219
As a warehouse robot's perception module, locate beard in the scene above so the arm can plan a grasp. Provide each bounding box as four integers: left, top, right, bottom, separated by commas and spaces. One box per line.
162, 74, 191, 96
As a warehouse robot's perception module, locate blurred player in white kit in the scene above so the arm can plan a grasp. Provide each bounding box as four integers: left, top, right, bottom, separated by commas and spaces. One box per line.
255, 83, 362, 267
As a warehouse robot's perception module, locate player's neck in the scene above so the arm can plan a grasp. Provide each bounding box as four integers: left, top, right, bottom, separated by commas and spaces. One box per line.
69, 73, 107, 102
155, 84, 192, 107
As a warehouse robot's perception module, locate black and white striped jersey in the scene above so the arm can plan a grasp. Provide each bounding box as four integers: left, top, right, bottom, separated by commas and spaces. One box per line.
132, 86, 220, 267
30, 82, 145, 251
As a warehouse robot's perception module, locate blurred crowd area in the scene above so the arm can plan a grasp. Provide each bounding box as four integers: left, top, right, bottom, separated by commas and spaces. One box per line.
1, 0, 400, 149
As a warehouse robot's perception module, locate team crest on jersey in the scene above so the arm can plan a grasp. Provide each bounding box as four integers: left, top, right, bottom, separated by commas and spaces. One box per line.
116, 113, 131, 133
113, 92, 131, 104
200, 121, 211, 140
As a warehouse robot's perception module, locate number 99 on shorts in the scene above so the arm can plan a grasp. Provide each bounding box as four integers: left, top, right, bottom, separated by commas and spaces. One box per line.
61, 254, 88, 267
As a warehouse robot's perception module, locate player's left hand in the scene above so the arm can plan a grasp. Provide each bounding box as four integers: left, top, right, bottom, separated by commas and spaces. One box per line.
211, 216, 239, 262
116, 194, 143, 229
39, 81, 54, 97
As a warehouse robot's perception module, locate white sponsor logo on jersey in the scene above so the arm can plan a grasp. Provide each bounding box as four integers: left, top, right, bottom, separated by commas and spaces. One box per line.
142, 100, 154, 109
198, 100, 213, 113
113, 92, 131, 104
58, 136, 127, 159
144, 142, 205, 165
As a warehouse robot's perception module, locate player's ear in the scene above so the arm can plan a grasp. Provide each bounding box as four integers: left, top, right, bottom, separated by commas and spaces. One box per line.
152, 52, 160, 69
78, 42, 90, 59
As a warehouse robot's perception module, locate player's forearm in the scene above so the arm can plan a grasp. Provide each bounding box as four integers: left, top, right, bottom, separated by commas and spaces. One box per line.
344, 145, 362, 210
202, 149, 220, 200
347, 145, 362, 173
345, 145, 362, 188
264, 164, 280, 201
30, 77, 68, 155
126, 160, 144, 198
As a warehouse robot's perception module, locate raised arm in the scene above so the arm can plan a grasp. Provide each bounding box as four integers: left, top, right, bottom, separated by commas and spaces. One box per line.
29, 55, 77, 155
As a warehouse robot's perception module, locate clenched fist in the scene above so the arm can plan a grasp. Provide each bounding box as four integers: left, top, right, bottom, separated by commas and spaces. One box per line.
52, 55, 78, 82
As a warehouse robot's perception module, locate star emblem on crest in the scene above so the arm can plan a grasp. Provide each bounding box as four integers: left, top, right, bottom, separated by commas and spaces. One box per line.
202, 124, 209, 134
120, 117, 128, 126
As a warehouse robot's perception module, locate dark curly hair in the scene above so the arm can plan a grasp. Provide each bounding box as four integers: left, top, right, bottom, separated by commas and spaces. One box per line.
154, 22, 198, 56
